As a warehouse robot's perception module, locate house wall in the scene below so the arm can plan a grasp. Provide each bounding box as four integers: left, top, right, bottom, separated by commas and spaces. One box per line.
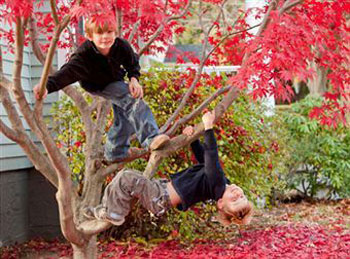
0, 1, 61, 246
0, 168, 61, 246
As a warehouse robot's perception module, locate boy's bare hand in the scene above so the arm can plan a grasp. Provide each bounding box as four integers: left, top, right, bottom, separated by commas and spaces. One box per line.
202, 111, 215, 130
182, 126, 194, 136
129, 77, 143, 99
33, 84, 48, 100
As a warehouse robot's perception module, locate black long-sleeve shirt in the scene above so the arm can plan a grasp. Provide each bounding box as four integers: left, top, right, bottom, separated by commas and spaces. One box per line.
170, 129, 229, 211
46, 38, 141, 94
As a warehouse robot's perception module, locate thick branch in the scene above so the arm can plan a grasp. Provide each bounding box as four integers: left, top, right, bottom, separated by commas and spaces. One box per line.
36, 30, 63, 100
279, 0, 304, 15
63, 86, 94, 135
0, 83, 26, 133
116, 8, 123, 37
12, 18, 42, 135
100, 148, 148, 179
78, 220, 111, 236
0, 119, 20, 143
255, 0, 279, 38
143, 152, 164, 178
0, 45, 3, 74
50, 0, 59, 24
14, 17, 84, 245
128, 9, 141, 42
56, 188, 85, 246
0, 84, 58, 187
29, 17, 47, 64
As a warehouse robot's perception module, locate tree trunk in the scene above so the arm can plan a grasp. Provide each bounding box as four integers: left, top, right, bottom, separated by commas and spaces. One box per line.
72, 236, 97, 259
308, 62, 327, 97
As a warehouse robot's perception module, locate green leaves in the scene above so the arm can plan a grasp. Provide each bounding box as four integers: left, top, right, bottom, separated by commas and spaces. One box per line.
281, 96, 350, 198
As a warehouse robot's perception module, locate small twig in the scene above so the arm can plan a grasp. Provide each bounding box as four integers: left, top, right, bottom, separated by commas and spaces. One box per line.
138, 0, 192, 56
206, 0, 228, 36
166, 86, 231, 136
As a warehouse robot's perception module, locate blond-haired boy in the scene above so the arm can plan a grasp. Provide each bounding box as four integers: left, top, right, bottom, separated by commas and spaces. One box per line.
34, 18, 169, 163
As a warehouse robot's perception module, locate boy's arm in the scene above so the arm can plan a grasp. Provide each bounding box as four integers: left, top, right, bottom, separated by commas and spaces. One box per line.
46, 54, 87, 93
190, 139, 205, 164
203, 129, 224, 182
201, 111, 225, 182
34, 54, 87, 100
46, 54, 88, 94
120, 39, 141, 81
182, 126, 204, 163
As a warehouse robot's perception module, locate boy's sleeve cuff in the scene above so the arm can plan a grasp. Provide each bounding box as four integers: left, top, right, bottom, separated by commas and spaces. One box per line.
128, 75, 140, 81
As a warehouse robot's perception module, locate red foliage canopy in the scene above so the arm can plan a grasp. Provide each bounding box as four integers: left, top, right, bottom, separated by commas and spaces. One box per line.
1, 0, 349, 126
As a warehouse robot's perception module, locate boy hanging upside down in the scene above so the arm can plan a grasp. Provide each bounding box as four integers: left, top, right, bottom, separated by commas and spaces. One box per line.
84, 111, 253, 226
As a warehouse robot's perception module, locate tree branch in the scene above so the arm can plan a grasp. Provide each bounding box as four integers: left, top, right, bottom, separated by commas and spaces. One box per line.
128, 9, 141, 42
0, 83, 58, 187
29, 17, 47, 64
138, 0, 192, 56
279, 0, 304, 15
50, 0, 59, 25
166, 85, 231, 136
206, 0, 228, 36
0, 45, 3, 75
13, 16, 85, 245
0, 119, 20, 143
116, 7, 123, 37
202, 24, 261, 66
145, 87, 240, 178
100, 148, 148, 179
0, 84, 26, 134
160, 2, 216, 134
78, 220, 111, 236
12, 18, 41, 135
35, 26, 65, 101
255, 0, 279, 38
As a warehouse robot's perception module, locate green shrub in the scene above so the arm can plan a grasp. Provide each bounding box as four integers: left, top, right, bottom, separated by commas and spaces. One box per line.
281, 96, 350, 199
51, 69, 290, 241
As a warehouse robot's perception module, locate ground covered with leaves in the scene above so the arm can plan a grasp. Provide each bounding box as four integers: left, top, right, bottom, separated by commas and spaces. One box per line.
1, 200, 350, 258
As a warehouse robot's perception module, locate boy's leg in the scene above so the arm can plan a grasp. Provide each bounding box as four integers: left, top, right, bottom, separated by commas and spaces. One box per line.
99, 169, 171, 223
96, 81, 163, 148
104, 104, 135, 161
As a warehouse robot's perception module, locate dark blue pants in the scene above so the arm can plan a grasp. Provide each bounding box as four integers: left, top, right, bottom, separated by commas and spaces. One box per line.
93, 81, 159, 161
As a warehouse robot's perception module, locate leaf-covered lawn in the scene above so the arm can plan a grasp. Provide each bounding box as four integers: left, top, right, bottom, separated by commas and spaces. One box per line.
2, 200, 350, 258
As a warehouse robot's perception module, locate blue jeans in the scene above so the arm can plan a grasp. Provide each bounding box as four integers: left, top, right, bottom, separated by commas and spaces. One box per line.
93, 81, 159, 161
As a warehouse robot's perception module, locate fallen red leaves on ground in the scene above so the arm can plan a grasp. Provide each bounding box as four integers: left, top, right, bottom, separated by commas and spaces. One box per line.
1, 201, 350, 258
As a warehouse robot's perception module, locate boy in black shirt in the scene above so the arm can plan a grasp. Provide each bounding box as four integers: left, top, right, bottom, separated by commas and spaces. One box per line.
84, 111, 253, 226
33, 18, 169, 163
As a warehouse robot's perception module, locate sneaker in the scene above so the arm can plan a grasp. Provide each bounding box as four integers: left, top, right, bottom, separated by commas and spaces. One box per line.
149, 134, 170, 151
83, 206, 125, 226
